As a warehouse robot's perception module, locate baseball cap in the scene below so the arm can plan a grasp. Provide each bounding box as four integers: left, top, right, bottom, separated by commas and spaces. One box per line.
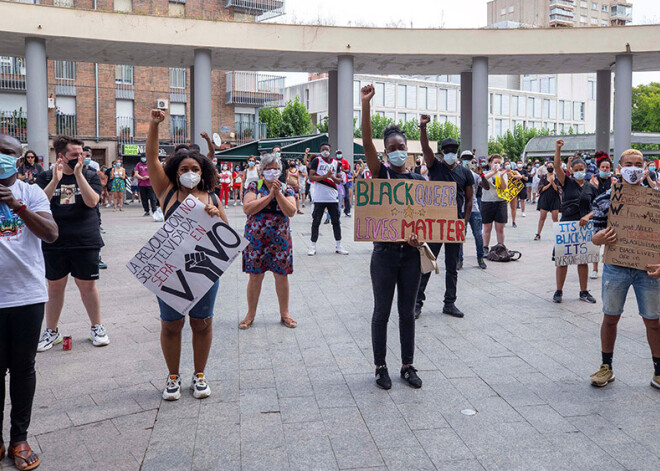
460, 150, 473, 160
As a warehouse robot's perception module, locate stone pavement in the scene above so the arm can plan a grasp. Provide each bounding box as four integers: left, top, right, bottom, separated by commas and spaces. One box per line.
3, 198, 660, 471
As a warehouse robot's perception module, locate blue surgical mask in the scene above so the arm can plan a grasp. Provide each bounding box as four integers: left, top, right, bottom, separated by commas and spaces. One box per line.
535, 164, 539, 168
275, 152, 281, 158
141, 157, 147, 163
504, 164, 511, 170
573, 171, 586, 181
461, 160, 470, 167
387, 150, 408, 167
585, 159, 591, 164
84, 157, 91, 166
248, 161, 255, 167
650, 166, 656, 172
0, 153, 19, 179
443, 153, 458, 166
599, 171, 610, 179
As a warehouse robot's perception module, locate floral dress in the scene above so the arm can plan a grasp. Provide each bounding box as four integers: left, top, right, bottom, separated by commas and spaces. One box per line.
242, 180, 295, 275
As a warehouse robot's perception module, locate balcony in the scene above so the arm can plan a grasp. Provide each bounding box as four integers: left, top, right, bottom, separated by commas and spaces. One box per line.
169, 68, 187, 103
225, 0, 285, 21
610, 3, 632, 24
55, 61, 76, 96
226, 71, 285, 107
116, 116, 134, 144
0, 56, 26, 92
549, 0, 574, 10
115, 65, 134, 100
0, 109, 27, 143
235, 120, 267, 144
549, 8, 574, 27
170, 115, 187, 144
56, 113, 77, 136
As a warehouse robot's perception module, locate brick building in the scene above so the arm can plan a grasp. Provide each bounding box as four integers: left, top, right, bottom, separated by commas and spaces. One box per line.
0, 0, 285, 166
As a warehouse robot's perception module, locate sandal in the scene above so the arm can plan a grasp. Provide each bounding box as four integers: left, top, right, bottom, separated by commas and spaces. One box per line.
280, 316, 297, 329
296, 210, 304, 215
239, 316, 254, 330
8, 442, 40, 471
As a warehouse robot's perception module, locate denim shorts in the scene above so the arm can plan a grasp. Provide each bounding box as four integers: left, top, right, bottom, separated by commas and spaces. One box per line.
158, 280, 219, 322
602, 264, 660, 320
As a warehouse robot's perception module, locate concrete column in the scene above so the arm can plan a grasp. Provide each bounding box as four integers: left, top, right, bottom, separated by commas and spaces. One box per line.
192, 49, 212, 154
460, 72, 472, 155
25, 38, 49, 158
337, 56, 354, 164
613, 54, 632, 164
471, 57, 488, 159
189, 65, 195, 141
595, 69, 612, 155
328, 70, 338, 152
254, 107, 260, 140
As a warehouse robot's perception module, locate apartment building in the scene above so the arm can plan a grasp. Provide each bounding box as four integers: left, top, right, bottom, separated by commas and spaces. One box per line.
487, 0, 633, 28
0, 0, 286, 164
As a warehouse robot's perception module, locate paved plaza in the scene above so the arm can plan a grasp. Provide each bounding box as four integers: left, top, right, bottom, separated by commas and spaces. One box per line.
3, 201, 660, 471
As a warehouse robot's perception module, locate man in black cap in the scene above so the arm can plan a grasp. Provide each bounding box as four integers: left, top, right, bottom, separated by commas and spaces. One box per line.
416, 116, 474, 319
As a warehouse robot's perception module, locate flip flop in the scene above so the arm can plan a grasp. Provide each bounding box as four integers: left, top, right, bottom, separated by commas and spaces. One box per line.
280, 317, 297, 329
239, 317, 254, 330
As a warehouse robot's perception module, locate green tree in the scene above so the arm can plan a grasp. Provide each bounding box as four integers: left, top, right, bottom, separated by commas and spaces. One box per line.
427, 121, 460, 147
280, 97, 313, 137
316, 116, 329, 133
497, 124, 551, 161
259, 108, 283, 138
632, 83, 660, 133
370, 114, 395, 139
399, 119, 421, 141
488, 138, 504, 156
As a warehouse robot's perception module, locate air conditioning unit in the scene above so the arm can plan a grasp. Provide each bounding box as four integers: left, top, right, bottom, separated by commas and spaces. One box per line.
156, 99, 169, 110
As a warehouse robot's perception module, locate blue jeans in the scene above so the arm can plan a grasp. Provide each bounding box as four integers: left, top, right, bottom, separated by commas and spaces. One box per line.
459, 211, 485, 261
602, 264, 660, 320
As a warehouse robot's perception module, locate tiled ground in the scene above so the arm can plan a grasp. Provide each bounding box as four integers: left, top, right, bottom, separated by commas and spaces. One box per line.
3, 198, 660, 471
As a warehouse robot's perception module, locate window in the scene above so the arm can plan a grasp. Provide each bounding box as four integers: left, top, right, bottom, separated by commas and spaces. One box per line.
428, 88, 437, 111
591, 18, 598, 24
549, 77, 556, 94
353, 80, 360, 106
592, 2, 598, 10
115, 65, 133, 85
397, 85, 407, 107
407, 86, 417, 109
438, 89, 447, 111
116, 99, 134, 136
518, 96, 526, 117
540, 77, 549, 94
602, 4, 608, 12
54, 0, 74, 6
601, 20, 608, 26
385, 111, 395, 121
169, 68, 186, 89
447, 89, 457, 112
385, 83, 395, 107
501, 8, 506, 15
375, 82, 385, 107
170, 103, 186, 142
114, 0, 132, 12
494, 119, 502, 137
543, 99, 550, 119
509, 6, 514, 13
581, 15, 588, 23
550, 100, 557, 119
580, 1, 587, 8
502, 95, 510, 115
573, 101, 585, 121
55, 61, 75, 81
305, 89, 310, 110
528, 97, 535, 118
588, 81, 596, 100
419, 87, 428, 110
530, 79, 538, 92
493, 94, 502, 115
512, 96, 519, 116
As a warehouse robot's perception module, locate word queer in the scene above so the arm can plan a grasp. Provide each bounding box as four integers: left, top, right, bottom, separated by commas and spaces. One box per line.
553, 221, 600, 266
126, 195, 248, 315
354, 178, 465, 243
603, 184, 659, 270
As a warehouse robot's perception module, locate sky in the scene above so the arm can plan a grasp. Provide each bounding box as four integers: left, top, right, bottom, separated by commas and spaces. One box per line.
266, 0, 660, 87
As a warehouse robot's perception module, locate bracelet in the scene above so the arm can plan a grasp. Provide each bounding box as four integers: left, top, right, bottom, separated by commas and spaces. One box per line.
15, 204, 27, 215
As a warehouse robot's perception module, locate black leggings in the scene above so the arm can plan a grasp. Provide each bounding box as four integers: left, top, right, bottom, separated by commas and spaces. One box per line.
0, 303, 44, 443
311, 202, 341, 242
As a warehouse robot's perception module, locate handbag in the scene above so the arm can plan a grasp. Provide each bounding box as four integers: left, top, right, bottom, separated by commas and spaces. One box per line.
418, 243, 440, 274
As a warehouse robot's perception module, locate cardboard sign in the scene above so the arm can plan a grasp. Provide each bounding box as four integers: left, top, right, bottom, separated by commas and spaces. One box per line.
126, 195, 248, 315
603, 184, 660, 270
496, 175, 525, 202
553, 221, 601, 266
354, 178, 465, 243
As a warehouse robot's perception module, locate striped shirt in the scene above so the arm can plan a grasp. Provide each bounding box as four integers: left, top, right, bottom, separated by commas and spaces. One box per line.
592, 190, 611, 232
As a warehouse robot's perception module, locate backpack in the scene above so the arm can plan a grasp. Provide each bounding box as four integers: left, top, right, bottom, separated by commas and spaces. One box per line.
486, 243, 522, 262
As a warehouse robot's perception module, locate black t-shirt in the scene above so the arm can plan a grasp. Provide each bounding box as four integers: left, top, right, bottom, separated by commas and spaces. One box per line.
427, 159, 474, 218
19, 163, 44, 183
642, 170, 657, 188
519, 168, 530, 183
560, 176, 598, 221
36, 170, 104, 250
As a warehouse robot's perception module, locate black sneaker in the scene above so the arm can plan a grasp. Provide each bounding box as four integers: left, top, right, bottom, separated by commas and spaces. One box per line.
414, 304, 422, 320
324, 219, 330, 224
375, 366, 392, 390
144, 211, 150, 216
553, 290, 563, 303
442, 303, 464, 318
580, 291, 597, 304
534, 234, 541, 241
478, 258, 487, 269
512, 222, 518, 228
401, 366, 422, 389
457, 260, 463, 270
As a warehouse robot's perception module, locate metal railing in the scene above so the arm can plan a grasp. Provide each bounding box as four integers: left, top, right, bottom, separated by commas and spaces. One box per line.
235, 121, 267, 144
0, 109, 27, 143
225, 0, 285, 20
56, 113, 77, 136
549, 0, 574, 9
169, 67, 187, 103
115, 65, 134, 99
55, 60, 76, 96
170, 115, 187, 144
0, 56, 26, 91
226, 71, 285, 107
116, 116, 134, 144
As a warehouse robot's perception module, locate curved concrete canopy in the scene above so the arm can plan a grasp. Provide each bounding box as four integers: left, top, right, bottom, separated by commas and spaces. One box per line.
1, 2, 660, 74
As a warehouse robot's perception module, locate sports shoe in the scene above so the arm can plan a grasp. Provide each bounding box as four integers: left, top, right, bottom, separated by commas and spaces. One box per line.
457, 260, 463, 270
414, 304, 422, 320
99, 226, 106, 234
99, 259, 108, 269
552, 290, 563, 303
522, 212, 526, 217
143, 211, 150, 217
105, 203, 111, 208
534, 234, 541, 241
590, 364, 615, 387
37, 328, 62, 352
478, 258, 487, 269
651, 375, 660, 390
512, 222, 518, 228
580, 291, 597, 304
89, 324, 110, 347
375, 366, 392, 390
336, 247, 349, 255
163, 374, 182, 401
307, 247, 316, 256
324, 219, 330, 224
401, 366, 422, 389
233, 201, 237, 206
225, 205, 229, 209
590, 271, 599, 279
191, 372, 211, 399
442, 303, 464, 318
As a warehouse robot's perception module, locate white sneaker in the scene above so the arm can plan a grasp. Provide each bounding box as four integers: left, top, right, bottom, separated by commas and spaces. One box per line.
37, 328, 62, 352
89, 324, 110, 347
336, 246, 349, 255
225, 205, 229, 209
191, 373, 211, 399
522, 212, 526, 217
307, 247, 316, 256
590, 271, 599, 279
163, 374, 182, 401
105, 203, 111, 208
233, 201, 237, 206
240, 201, 243, 206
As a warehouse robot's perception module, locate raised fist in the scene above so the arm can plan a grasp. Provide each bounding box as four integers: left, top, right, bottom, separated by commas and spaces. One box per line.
420, 115, 431, 126
361, 84, 375, 103
150, 109, 165, 125
556, 139, 564, 149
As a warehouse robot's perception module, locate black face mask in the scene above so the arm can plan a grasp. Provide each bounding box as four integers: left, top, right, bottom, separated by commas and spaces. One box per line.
547, 167, 554, 173
66, 158, 78, 170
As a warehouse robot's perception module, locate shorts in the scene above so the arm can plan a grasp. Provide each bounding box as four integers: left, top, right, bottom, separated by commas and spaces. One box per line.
131, 185, 138, 192
158, 280, 219, 322
44, 249, 100, 281
481, 201, 508, 224
602, 264, 660, 320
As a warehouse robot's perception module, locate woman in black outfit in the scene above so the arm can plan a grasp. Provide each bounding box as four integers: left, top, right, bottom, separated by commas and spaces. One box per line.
587, 152, 618, 279
361, 84, 424, 390
534, 164, 560, 240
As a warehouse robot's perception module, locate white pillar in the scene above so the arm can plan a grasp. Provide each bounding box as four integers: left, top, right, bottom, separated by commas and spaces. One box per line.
337, 56, 354, 164
328, 70, 338, 151
460, 72, 472, 155
192, 49, 212, 155
25, 37, 49, 158
596, 70, 612, 155
613, 54, 632, 164
471, 57, 488, 159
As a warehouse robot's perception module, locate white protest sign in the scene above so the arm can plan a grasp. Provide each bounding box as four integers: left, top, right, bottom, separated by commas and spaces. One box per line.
126, 195, 248, 315
553, 220, 601, 266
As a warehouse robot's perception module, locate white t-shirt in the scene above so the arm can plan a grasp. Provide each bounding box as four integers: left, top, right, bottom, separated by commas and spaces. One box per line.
0, 179, 51, 309
245, 167, 259, 186
311, 157, 339, 203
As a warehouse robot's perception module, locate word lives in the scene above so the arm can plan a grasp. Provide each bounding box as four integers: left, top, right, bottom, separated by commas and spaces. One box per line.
354, 179, 465, 243
127, 196, 248, 315
604, 184, 659, 270
553, 221, 600, 266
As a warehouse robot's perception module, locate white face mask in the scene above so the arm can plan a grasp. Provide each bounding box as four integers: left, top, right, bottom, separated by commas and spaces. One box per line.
179, 171, 201, 189
262, 169, 281, 182
620, 166, 644, 184
320, 151, 330, 159
443, 153, 457, 166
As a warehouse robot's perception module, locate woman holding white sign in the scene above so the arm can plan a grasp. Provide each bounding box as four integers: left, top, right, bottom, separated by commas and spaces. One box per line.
361, 84, 425, 390
239, 153, 297, 330
147, 109, 227, 402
